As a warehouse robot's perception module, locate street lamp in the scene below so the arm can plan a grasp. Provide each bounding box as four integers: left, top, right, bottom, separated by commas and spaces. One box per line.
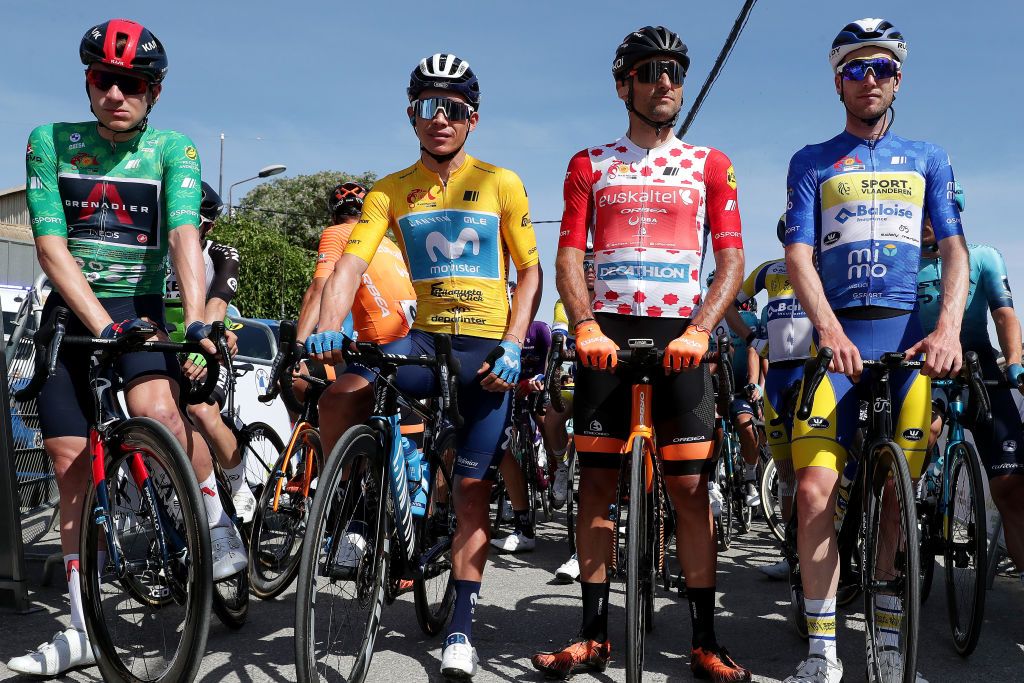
227, 164, 287, 216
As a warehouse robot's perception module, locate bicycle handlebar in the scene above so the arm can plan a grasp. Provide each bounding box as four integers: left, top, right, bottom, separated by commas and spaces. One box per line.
14, 307, 222, 404
260, 320, 296, 404
542, 333, 567, 413
796, 347, 833, 421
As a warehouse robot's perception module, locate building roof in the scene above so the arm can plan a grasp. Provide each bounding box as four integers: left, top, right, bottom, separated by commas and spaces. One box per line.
0, 185, 26, 198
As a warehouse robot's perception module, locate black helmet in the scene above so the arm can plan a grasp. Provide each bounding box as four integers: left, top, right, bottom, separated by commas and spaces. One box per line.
80, 19, 168, 83
777, 213, 787, 244
200, 182, 224, 222
408, 53, 481, 110
328, 182, 368, 218
612, 26, 690, 81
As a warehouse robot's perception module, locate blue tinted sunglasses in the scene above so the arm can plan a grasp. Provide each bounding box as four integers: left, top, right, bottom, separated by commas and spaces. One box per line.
838, 57, 900, 81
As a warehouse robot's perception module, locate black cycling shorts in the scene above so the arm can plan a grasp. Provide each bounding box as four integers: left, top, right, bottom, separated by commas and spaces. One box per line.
37, 293, 179, 439
962, 349, 1024, 478
574, 313, 715, 476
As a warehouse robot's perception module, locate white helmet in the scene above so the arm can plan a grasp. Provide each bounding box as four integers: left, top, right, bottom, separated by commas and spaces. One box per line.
828, 18, 907, 71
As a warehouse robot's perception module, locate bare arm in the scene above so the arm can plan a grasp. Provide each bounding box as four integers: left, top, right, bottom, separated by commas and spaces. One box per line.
908, 235, 969, 376
691, 247, 744, 331
296, 277, 328, 342
506, 263, 541, 342
168, 226, 208, 331
35, 235, 111, 335
992, 307, 1023, 367
786, 242, 862, 380
555, 247, 591, 327
318, 253, 367, 334
723, 305, 753, 342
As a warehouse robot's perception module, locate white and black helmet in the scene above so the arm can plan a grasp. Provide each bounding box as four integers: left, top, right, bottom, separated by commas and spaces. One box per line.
408, 53, 481, 110
828, 18, 907, 70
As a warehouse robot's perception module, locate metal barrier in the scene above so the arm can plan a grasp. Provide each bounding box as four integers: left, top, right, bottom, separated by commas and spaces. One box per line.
0, 346, 31, 611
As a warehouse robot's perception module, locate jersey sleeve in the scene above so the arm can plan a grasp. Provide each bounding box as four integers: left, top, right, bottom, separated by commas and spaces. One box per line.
344, 178, 391, 265
785, 146, 818, 247
161, 133, 202, 230
736, 260, 771, 305
313, 225, 346, 279
924, 144, 964, 242
207, 242, 240, 304
25, 125, 67, 239
976, 245, 1014, 312
552, 299, 569, 335
703, 149, 743, 252
558, 150, 595, 250
498, 168, 539, 270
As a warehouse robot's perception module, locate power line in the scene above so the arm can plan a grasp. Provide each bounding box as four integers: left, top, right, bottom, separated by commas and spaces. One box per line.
677, 0, 760, 138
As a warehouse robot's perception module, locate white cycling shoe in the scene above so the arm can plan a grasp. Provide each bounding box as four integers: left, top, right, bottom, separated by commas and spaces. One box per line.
490, 531, 536, 554
232, 486, 258, 524
5, 627, 95, 676
744, 481, 761, 507
708, 482, 724, 518
555, 553, 580, 584
334, 521, 368, 567
784, 655, 843, 683
441, 632, 479, 679
211, 524, 248, 580
760, 559, 790, 580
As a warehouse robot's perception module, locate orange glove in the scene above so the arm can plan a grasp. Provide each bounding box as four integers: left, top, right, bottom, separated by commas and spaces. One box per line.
664, 324, 711, 372
575, 320, 619, 370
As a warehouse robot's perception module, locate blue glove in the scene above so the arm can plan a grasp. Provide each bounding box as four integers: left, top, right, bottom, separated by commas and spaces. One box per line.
185, 321, 213, 343
100, 318, 156, 340
489, 341, 522, 384
1007, 363, 1024, 390
305, 330, 348, 355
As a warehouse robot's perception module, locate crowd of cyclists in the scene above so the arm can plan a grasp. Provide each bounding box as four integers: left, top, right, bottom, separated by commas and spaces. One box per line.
4, 13, 1023, 683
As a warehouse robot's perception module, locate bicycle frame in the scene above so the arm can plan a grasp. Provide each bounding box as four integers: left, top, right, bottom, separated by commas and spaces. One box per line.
625, 382, 657, 493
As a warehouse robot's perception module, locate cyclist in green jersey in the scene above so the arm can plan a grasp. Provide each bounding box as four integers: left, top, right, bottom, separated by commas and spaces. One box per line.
8, 19, 239, 678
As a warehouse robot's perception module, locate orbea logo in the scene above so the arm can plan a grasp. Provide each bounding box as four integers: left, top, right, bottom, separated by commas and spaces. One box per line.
426, 228, 480, 262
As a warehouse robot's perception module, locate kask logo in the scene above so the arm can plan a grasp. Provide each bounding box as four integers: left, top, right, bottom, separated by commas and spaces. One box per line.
426, 228, 480, 263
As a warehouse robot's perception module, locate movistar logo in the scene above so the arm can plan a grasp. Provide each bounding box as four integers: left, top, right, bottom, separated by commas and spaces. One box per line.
426, 228, 480, 262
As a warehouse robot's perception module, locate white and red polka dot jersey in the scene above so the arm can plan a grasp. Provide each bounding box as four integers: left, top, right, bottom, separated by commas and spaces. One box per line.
559, 135, 743, 318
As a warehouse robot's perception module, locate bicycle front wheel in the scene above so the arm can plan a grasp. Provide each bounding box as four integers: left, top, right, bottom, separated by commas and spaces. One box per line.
759, 457, 785, 543
625, 437, 652, 683
862, 441, 920, 683
295, 424, 389, 683
250, 425, 322, 600
944, 441, 987, 656
565, 441, 578, 554
238, 420, 286, 500
81, 417, 212, 683
414, 429, 457, 636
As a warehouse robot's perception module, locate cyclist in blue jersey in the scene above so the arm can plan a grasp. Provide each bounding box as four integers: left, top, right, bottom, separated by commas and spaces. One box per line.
784, 18, 969, 683
918, 201, 1024, 587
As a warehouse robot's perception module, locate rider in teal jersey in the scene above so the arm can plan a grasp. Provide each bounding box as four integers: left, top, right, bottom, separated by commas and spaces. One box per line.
8, 19, 242, 678
918, 198, 1024, 588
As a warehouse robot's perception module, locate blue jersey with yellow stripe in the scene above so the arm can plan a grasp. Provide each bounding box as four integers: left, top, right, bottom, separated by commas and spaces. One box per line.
786, 131, 963, 311
736, 258, 812, 363
917, 243, 1013, 350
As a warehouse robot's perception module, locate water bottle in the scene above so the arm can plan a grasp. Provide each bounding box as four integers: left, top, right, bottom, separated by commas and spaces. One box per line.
401, 437, 430, 518
834, 456, 858, 531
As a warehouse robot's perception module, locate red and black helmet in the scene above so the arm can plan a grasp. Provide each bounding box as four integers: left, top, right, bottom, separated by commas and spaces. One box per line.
80, 19, 168, 83
328, 182, 368, 218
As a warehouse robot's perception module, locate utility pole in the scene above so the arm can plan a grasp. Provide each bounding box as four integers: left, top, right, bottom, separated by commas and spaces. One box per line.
218, 133, 225, 198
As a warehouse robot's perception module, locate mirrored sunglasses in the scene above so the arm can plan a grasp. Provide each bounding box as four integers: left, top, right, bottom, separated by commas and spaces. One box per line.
86, 69, 150, 95
413, 97, 475, 121
838, 57, 900, 81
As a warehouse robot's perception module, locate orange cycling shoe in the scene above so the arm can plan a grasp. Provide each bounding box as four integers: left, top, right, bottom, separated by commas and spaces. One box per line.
531, 638, 611, 680
691, 645, 752, 682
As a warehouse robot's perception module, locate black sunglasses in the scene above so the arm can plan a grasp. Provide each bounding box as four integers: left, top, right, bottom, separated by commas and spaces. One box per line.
631, 60, 685, 85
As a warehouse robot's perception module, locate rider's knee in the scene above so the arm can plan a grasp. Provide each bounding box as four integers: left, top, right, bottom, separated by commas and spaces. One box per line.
795, 469, 836, 515
990, 475, 1024, 511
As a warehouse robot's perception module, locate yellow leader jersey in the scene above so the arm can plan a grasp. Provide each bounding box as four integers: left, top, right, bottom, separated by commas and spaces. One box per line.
344, 156, 539, 339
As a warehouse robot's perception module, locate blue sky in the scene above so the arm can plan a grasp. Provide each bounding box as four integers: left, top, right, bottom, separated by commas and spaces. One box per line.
3, 1, 1022, 328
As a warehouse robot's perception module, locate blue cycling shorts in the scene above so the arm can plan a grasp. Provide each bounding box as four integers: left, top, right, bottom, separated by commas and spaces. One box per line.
792, 312, 931, 476
346, 329, 510, 480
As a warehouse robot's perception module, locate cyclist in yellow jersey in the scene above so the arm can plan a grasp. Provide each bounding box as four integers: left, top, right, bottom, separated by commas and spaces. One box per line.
307, 53, 541, 679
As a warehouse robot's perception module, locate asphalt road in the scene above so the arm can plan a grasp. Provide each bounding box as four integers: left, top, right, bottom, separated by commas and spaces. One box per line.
2, 507, 1022, 682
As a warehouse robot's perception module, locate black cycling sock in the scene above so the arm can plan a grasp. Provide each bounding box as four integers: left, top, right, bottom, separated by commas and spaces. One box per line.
513, 509, 534, 538
687, 586, 718, 649
580, 581, 610, 642
446, 579, 481, 640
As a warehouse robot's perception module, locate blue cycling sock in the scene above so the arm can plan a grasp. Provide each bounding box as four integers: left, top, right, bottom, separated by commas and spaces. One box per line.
446, 579, 481, 641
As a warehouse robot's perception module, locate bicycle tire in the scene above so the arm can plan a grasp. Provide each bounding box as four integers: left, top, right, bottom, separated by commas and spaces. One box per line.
521, 426, 539, 531
862, 441, 920, 683
760, 458, 785, 543
625, 437, 651, 683
491, 478, 508, 537
917, 497, 937, 604
414, 428, 457, 636
566, 442, 578, 554
238, 420, 286, 500
295, 424, 389, 683
80, 417, 212, 683
734, 451, 753, 534
715, 449, 733, 552
249, 426, 322, 600
943, 441, 987, 656
211, 464, 249, 629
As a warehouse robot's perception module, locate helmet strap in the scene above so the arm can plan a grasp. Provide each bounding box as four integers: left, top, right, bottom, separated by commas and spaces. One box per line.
624, 79, 679, 137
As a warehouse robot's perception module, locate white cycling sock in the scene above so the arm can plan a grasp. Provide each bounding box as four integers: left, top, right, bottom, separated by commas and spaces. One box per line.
199, 472, 231, 528
874, 594, 902, 648
223, 462, 250, 497
805, 596, 838, 664
65, 555, 86, 633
